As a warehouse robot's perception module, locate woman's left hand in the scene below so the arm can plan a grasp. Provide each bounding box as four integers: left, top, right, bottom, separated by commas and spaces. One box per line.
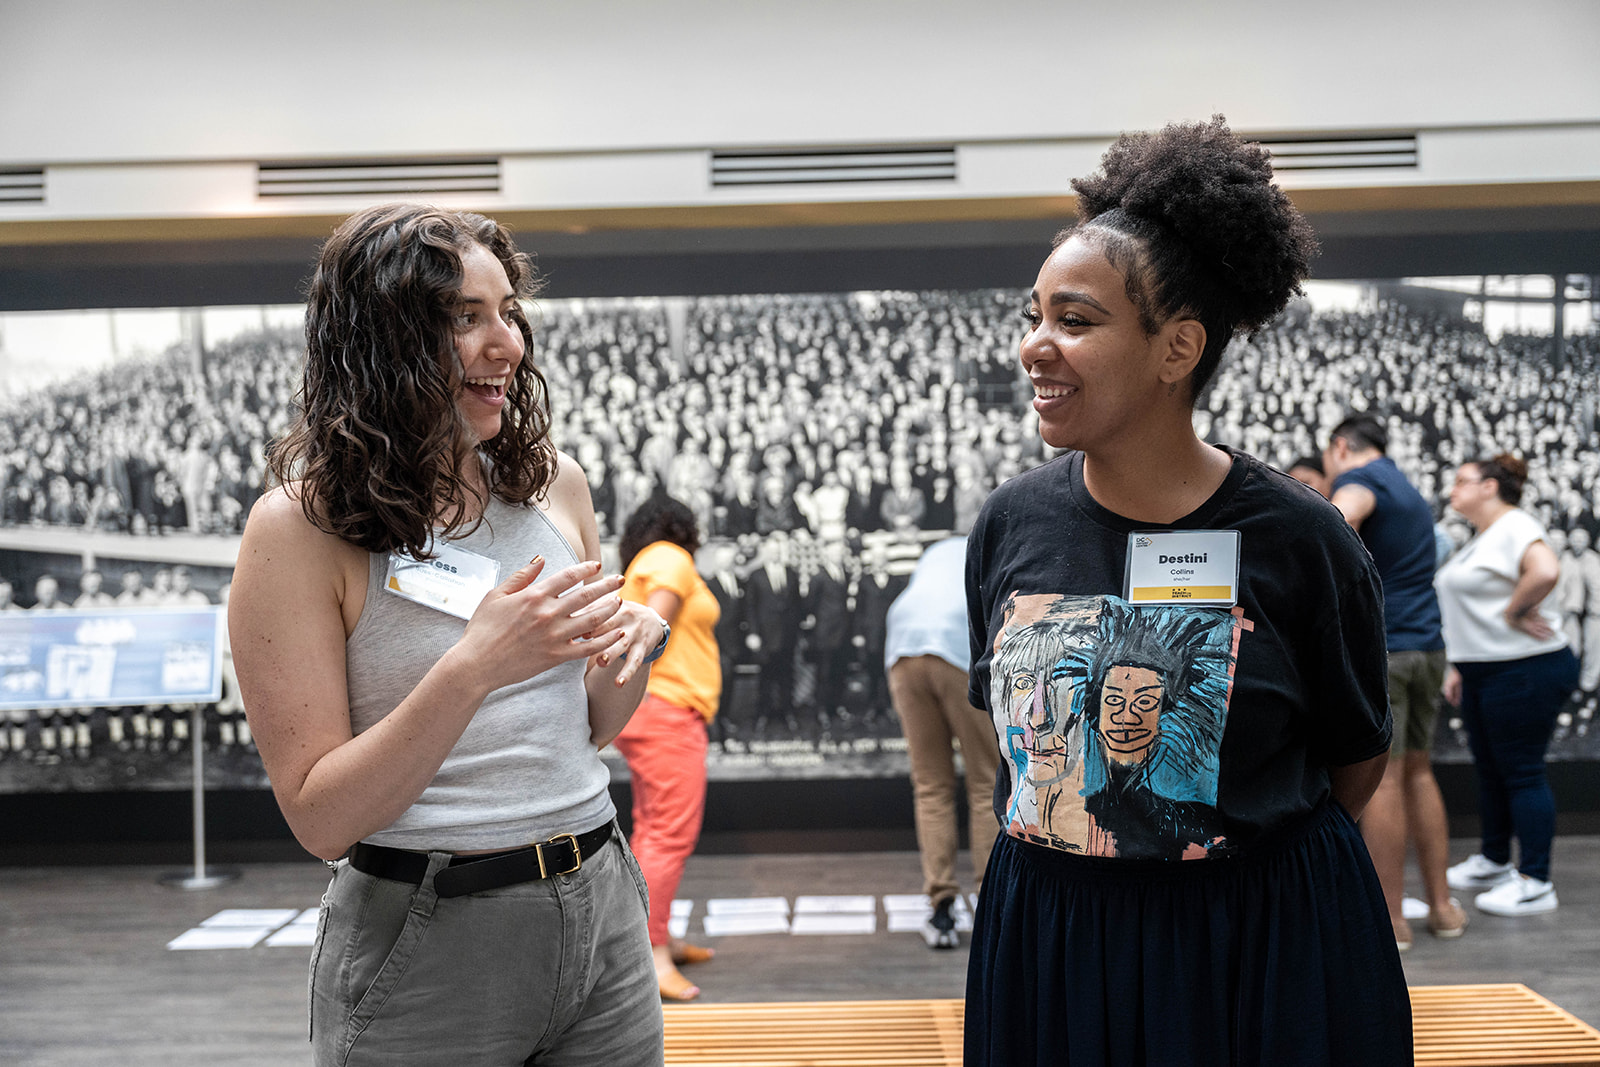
1505, 607, 1554, 641
591, 599, 668, 688
1504, 541, 1560, 642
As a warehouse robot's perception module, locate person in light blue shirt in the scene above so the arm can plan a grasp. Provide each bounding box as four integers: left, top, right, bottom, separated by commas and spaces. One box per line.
885, 535, 1001, 948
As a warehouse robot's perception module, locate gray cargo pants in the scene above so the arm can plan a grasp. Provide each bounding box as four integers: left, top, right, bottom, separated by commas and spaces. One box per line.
310, 829, 663, 1066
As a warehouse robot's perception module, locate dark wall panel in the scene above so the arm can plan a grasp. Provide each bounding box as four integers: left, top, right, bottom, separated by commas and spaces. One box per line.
2, 766, 1596, 866
3, 216, 1598, 311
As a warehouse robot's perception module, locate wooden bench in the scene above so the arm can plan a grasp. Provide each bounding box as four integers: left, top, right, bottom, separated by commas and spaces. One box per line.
664, 998, 963, 1066
662, 984, 1600, 1067
1412, 984, 1600, 1066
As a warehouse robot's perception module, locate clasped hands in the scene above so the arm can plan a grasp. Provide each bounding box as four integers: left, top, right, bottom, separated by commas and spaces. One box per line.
457, 557, 666, 692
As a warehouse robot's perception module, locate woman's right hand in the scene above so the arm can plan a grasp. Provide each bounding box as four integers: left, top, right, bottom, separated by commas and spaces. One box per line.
1441, 666, 1462, 707
456, 557, 629, 693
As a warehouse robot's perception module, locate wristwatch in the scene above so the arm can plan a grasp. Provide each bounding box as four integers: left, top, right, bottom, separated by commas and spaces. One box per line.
643, 621, 671, 664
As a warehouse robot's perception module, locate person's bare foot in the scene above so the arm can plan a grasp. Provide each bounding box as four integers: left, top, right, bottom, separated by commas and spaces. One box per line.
1428, 898, 1469, 939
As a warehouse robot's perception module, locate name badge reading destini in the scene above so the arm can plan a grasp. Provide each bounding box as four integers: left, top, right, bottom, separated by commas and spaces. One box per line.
1123, 530, 1241, 606
385, 542, 501, 621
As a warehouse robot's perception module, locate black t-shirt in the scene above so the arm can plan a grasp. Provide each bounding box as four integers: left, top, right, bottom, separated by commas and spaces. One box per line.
966, 447, 1391, 861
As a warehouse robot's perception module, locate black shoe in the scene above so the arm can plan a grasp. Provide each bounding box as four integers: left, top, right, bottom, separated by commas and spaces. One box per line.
922, 897, 959, 950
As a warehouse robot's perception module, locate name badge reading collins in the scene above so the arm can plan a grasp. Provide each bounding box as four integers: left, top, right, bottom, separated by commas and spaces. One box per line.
385, 542, 501, 621
1123, 530, 1241, 606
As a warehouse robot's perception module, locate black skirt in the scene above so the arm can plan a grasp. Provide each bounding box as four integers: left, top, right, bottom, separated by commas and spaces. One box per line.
964, 799, 1411, 1067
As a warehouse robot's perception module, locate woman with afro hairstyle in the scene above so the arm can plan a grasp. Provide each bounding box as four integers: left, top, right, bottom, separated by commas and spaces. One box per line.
614, 492, 724, 1000
963, 118, 1410, 1064
231, 204, 667, 1065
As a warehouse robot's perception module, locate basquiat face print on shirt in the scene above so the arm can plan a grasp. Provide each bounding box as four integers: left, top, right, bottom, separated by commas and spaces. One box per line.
991, 592, 1250, 860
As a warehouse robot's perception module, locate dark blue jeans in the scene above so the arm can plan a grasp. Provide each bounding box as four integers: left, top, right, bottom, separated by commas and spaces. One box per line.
1455, 648, 1580, 883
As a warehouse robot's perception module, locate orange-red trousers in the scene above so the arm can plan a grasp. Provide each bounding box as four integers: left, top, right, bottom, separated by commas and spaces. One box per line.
612, 692, 709, 946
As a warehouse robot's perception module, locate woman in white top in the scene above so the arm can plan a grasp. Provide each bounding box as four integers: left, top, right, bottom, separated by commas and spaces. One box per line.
232, 204, 668, 1065
1435, 453, 1578, 917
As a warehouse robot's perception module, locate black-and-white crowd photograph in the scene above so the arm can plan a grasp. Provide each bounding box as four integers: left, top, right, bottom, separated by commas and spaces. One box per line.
2, 277, 1597, 791
9, 10, 1600, 1063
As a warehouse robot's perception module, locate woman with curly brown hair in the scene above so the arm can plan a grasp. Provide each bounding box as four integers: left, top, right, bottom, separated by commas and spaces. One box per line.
230, 204, 667, 1066
963, 119, 1409, 1064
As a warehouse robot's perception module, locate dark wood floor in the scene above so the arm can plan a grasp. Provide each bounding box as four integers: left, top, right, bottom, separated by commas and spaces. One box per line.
1, 837, 1596, 1066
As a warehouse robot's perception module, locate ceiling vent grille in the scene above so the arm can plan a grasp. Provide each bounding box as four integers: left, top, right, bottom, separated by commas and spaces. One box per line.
0, 167, 45, 203
257, 158, 500, 198
712, 147, 957, 187
1257, 134, 1418, 171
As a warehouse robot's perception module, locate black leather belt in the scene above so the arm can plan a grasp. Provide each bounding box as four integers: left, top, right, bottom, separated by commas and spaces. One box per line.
349, 822, 613, 899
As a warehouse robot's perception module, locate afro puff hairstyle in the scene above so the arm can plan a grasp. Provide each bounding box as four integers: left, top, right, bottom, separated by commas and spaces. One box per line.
1062, 115, 1319, 401
619, 491, 702, 573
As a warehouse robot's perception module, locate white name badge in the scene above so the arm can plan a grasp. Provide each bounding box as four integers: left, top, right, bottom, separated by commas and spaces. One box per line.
385, 543, 501, 621
1123, 530, 1241, 606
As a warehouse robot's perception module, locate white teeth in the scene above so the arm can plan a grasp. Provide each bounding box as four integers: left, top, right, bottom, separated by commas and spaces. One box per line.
465, 376, 506, 387
1034, 384, 1075, 399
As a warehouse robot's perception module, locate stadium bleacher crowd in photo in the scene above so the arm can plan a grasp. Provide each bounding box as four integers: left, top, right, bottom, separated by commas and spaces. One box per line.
1, 287, 1598, 783
0, 330, 295, 536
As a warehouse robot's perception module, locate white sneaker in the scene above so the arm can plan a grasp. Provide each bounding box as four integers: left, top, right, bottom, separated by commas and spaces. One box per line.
1447, 853, 1515, 891
922, 897, 959, 950
1474, 873, 1558, 917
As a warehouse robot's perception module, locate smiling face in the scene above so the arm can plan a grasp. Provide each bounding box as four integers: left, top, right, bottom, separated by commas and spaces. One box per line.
452, 243, 525, 444
1098, 664, 1163, 765
1020, 235, 1191, 452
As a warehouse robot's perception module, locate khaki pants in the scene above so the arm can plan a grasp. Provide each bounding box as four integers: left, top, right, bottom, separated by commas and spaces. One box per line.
889, 655, 1002, 905
1387, 648, 1448, 753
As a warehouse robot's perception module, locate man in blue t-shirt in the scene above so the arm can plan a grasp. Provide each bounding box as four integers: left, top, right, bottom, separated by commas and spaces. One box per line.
1323, 414, 1467, 948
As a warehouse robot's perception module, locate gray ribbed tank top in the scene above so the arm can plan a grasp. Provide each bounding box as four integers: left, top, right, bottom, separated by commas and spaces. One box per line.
346, 496, 615, 850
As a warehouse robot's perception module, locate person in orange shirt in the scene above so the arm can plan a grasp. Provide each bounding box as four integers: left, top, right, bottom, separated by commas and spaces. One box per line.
616, 492, 722, 1001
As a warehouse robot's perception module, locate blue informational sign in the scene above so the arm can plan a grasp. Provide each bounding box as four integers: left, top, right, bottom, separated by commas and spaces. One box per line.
0, 607, 224, 709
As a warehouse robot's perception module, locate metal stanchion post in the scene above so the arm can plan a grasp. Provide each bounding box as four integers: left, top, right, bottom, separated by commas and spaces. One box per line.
160, 703, 238, 890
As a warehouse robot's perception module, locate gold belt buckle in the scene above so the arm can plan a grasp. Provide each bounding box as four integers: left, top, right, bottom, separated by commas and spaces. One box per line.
536, 832, 582, 878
